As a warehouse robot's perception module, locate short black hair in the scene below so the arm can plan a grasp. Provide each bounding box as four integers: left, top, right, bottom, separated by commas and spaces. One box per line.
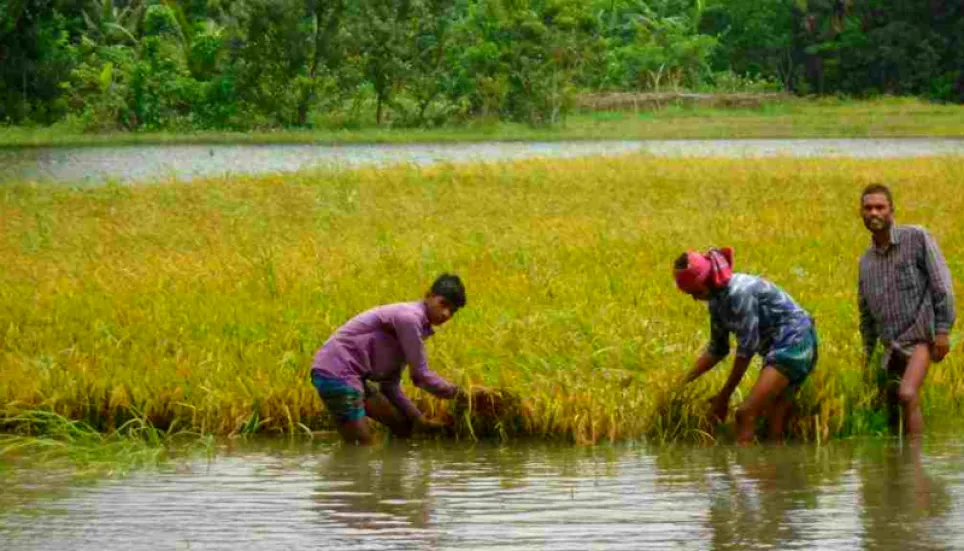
861, 183, 893, 207
674, 253, 689, 270
430, 273, 466, 310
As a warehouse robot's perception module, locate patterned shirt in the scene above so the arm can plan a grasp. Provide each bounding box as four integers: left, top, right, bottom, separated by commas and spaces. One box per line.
858, 224, 955, 359
706, 273, 814, 363
312, 301, 459, 419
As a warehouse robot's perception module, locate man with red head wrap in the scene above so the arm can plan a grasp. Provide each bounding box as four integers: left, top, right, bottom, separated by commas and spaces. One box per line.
674, 248, 818, 445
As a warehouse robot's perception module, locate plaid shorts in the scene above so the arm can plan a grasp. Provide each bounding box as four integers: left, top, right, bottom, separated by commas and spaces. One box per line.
311, 371, 366, 423
771, 325, 819, 389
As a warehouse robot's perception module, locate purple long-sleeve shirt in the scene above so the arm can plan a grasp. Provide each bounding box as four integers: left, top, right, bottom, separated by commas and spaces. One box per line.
311, 301, 459, 419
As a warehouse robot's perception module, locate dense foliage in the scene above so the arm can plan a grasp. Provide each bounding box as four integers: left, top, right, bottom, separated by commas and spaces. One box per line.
2, 0, 961, 130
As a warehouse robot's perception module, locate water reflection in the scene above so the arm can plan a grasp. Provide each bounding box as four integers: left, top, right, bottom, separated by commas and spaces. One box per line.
859, 440, 953, 550
312, 444, 436, 535
652, 444, 861, 549
1, 438, 962, 550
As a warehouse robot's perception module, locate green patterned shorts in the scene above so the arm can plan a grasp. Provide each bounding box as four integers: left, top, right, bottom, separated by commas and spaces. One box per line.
771, 326, 819, 389
311, 370, 366, 423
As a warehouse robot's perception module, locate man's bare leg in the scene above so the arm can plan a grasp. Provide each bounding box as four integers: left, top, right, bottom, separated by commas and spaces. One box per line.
883, 356, 903, 431
364, 390, 414, 438
897, 344, 931, 438
330, 388, 412, 445
735, 366, 790, 445
335, 418, 375, 445
767, 392, 795, 442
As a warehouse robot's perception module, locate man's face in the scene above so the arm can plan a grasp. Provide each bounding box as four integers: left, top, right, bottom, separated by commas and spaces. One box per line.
861, 193, 894, 233
682, 284, 711, 302
425, 294, 456, 326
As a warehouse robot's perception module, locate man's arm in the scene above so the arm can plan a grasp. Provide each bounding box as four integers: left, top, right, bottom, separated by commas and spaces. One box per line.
718, 355, 753, 400
379, 376, 423, 421
684, 352, 725, 384
377, 377, 450, 434
707, 354, 753, 423
686, 309, 733, 422
703, 290, 757, 421
922, 230, 955, 333
699, 308, 732, 371
394, 313, 460, 399
683, 308, 729, 384
858, 288, 878, 362
922, 230, 955, 360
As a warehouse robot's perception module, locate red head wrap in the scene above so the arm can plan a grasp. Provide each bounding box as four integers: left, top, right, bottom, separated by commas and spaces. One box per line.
674, 247, 734, 294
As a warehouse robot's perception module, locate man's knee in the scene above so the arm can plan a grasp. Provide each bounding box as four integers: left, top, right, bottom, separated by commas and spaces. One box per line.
337, 419, 373, 445
735, 404, 756, 425
364, 397, 413, 437
897, 384, 919, 406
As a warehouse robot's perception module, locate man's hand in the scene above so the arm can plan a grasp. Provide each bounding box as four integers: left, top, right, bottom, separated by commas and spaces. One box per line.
684, 353, 724, 385
707, 394, 729, 424
454, 386, 520, 419
931, 334, 950, 363
414, 416, 450, 434
456, 386, 496, 402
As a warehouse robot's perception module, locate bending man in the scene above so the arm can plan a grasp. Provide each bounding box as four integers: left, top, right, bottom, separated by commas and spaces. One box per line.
675, 248, 818, 445
311, 274, 469, 445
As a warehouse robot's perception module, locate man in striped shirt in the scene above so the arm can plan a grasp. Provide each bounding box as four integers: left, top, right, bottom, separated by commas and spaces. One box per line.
858, 183, 955, 437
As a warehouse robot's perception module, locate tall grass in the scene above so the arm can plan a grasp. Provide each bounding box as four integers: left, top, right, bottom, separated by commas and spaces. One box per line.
2, 97, 964, 148
2, 155, 963, 444
0, 409, 214, 477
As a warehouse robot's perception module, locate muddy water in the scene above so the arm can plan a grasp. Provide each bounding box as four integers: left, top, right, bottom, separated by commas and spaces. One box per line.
1, 437, 963, 550
2, 138, 963, 185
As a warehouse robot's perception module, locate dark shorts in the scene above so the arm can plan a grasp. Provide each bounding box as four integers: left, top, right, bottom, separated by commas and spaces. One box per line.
311, 371, 366, 423
771, 325, 819, 389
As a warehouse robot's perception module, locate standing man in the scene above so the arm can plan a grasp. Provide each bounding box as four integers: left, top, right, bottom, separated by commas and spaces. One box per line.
858, 183, 955, 437
311, 273, 470, 445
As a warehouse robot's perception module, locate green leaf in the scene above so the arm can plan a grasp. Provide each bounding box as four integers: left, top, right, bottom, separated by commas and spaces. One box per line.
99, 62, 114, 93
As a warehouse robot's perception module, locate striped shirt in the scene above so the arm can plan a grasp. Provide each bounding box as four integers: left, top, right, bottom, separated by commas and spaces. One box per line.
858, 224, 955, 360
707, 273, 814, 363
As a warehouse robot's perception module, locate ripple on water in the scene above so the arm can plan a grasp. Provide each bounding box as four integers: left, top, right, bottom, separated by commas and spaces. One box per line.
3, 439, 964, 549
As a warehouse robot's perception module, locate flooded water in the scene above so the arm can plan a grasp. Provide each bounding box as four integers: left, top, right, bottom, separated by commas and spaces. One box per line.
2, 437, 963, 550
2, 138, 964, 185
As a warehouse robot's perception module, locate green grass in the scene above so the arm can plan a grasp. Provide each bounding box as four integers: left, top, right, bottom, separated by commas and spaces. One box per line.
2, 97, 962, 148
2, 155, 964, 444
0, 410, 214, 482
0, 410, 214, 514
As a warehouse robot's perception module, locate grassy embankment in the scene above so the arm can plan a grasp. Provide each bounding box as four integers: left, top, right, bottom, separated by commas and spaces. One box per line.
2, 97, 963, 148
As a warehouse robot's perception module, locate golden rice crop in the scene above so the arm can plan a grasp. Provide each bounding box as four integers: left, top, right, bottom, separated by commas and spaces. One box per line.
2, 155, 963, 443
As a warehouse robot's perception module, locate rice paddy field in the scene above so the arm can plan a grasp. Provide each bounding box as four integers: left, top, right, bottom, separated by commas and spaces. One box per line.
2, 155, 964, 444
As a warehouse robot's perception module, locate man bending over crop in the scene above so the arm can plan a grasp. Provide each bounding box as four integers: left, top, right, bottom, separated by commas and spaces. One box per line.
674, 248, 818, 444
311, 273, 473, 445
